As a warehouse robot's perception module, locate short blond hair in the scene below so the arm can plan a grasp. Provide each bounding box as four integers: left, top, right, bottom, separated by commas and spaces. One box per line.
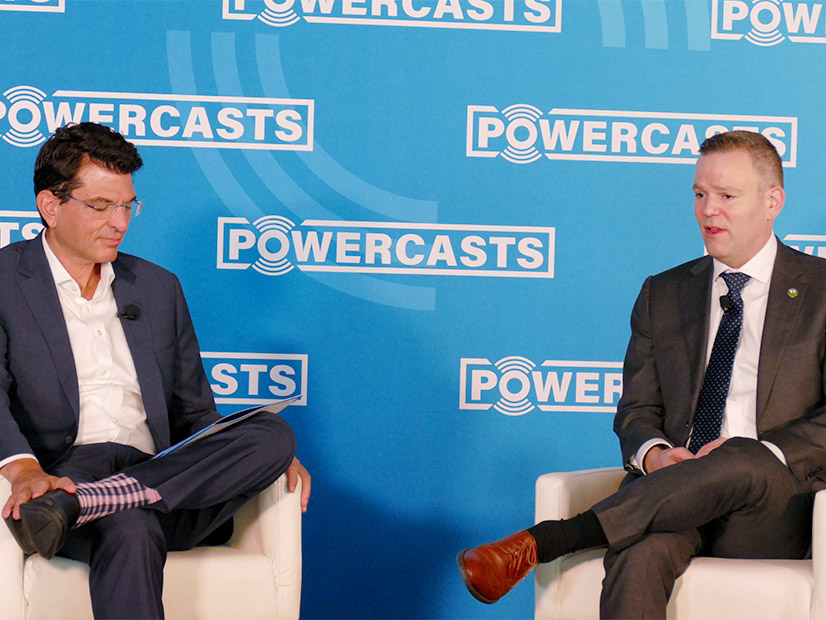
699, 130, 783, 189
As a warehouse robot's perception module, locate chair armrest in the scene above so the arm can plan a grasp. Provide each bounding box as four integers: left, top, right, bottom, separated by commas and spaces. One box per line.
811, 488, 826, 619
0, 476, 26, 620
230, 473, 302, 619
535, 467, 625, 523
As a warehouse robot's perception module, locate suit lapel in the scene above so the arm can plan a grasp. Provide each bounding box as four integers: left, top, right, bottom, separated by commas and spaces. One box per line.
756, 242, 806, 421
680, 257, 714, 413
17, 237, 80, 417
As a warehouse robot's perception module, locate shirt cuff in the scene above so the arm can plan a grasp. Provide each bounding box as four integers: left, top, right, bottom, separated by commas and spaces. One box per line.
760, 441, 787, 466
632, 438, 674, 474
0, 453, 38, 475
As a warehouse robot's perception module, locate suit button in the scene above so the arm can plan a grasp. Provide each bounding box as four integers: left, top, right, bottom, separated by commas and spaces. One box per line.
64, 435, 73, 444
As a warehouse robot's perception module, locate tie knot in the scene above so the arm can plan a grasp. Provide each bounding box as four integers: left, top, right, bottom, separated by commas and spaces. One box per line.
721, 271, 750, 297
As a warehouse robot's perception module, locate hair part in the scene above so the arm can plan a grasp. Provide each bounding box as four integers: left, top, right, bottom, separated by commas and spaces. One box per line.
698, 130, 783, 189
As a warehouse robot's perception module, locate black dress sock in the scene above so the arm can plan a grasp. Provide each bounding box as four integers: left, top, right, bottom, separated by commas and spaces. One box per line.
527, 509, 608, 564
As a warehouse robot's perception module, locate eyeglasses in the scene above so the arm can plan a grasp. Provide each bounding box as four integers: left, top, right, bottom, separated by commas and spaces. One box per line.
54, 190, 143, 219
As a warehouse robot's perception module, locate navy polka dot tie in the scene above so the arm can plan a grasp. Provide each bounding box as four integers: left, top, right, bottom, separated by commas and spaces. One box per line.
688, 271, 751, 454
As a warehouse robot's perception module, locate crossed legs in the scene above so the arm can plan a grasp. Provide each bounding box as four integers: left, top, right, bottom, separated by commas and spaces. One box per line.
459, 438, 812, 618
594, 438, 812, 618
48, 413, 296, 619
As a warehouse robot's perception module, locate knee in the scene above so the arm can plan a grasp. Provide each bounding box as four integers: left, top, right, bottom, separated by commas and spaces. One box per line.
715, 437, 785, 477
251, 414, 297, 464
722, 436, 766, 457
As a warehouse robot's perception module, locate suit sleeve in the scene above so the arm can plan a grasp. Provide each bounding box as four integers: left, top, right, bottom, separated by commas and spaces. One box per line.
0, 315, 38, 463
756, 286, 826, 485
762, 402, 826, 485
613, 276, 673, 471
164, 274, 222, 444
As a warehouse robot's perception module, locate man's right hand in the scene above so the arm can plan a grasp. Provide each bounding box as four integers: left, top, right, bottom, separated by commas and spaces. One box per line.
643, 445, 696, 474
1, 458, 76, 520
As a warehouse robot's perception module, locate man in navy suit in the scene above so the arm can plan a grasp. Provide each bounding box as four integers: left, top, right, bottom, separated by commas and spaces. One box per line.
0, 122, 310, 619
459, 130, 826, 618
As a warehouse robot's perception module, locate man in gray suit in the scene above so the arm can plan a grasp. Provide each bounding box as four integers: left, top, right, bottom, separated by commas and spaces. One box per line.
458, 130, 826, 618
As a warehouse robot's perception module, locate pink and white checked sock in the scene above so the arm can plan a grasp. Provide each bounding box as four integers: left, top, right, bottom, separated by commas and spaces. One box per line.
73, 473, 162, 527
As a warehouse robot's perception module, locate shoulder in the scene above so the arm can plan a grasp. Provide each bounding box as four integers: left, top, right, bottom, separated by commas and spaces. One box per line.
645, 255, 711, 290
0, 237, 42, 277
776, 241, 826, 277
0, 236, 37, 261
113, 252, 181, 286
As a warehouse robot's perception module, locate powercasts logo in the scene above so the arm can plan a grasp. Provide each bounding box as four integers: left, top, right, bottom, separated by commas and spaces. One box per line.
218, 216, 554, 278
222, 0, 561, 32
459, 357, 623, 415
0, 211, 43, 248
713, 0, 826, 45
0, 86, 313, 150
201, 352, 307, 405
467, 105, 797, 165
784, 233, 826, 257
0, 0, 63, 12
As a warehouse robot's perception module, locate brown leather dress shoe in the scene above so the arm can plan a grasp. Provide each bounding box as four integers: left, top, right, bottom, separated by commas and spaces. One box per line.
457, 530, 538, 604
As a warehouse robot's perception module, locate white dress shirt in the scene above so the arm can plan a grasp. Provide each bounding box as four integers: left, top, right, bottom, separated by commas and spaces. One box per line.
635, 235, 785, 471
0, 236, 156, 470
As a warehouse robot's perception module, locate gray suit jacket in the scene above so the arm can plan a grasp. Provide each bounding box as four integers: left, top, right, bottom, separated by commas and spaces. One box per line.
0, 235, 221, 469
615, 239, 826, 492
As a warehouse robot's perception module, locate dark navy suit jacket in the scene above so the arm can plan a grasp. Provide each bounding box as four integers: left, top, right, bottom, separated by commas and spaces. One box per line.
0, 235, 221, 470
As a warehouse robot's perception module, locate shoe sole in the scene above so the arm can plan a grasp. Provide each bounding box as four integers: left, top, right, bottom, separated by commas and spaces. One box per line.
4, 516, 36, 555
457, 550, 496, 604
19, 503, 68, 560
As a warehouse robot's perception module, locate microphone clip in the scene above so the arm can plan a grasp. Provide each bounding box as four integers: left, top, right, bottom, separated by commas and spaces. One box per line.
719, 294, 733, 313
117, 303, 141, 321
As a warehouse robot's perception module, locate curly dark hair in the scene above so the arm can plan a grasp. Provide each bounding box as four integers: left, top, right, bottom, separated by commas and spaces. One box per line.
33, 122, 143, 198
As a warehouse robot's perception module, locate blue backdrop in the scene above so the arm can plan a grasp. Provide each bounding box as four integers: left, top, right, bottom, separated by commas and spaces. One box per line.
2, 1, 825, 617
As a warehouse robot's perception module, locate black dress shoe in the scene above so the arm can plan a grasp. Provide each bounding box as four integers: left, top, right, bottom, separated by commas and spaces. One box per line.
4, 514, 37, 555
17, 490, 81, 560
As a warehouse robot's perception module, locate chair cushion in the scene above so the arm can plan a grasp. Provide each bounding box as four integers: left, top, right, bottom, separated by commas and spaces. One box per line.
24, 547, 279, 620
535, 550, 813, 620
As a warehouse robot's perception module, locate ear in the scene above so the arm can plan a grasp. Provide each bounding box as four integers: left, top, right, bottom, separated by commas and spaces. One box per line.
766, 185, 785, 222
36, 190, 60, 229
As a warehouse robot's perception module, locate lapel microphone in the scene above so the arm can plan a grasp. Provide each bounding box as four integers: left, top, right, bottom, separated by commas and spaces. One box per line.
117, 303, 141, 321
719, 295, 733, 313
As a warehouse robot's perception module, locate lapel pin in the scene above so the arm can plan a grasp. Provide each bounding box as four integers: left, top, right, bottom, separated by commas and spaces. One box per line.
787, 288, 799, 299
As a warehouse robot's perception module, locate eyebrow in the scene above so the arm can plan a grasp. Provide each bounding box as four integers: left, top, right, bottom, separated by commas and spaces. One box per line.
692, 183, 739, 193
87, 194, 138, 203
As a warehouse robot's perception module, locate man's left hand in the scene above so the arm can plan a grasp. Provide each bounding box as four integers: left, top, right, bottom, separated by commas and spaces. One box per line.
286, 457, 311, 513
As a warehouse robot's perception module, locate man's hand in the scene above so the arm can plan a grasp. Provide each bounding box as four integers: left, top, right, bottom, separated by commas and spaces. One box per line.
643, 445, 695, 474
1, 458, 76, 520
285, 457, 311, 513
643, 437, 730, 473
695, 437, 728, 458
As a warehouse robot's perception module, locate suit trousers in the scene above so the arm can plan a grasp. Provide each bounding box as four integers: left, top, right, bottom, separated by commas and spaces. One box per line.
592, 437, 812, 619
45, 412, 296, 620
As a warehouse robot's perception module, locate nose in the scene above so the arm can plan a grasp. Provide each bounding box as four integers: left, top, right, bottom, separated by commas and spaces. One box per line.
698, 195, 720, 217
107, 204, 131, 232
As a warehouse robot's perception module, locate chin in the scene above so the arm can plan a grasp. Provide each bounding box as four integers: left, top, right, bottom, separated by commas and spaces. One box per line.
702, 244, 718, 260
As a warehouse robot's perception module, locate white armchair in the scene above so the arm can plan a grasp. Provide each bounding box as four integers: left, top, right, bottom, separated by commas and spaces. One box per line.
535, 467, 825, 620
0, 474, 302, 620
